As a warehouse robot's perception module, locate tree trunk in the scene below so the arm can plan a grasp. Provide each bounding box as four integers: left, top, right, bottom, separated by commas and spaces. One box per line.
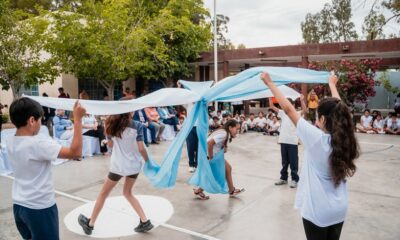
10, 82, 21, 99
98, 79, 115, 100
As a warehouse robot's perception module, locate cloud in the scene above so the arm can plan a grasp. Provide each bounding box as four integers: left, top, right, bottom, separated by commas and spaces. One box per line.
204, 0, 400, 47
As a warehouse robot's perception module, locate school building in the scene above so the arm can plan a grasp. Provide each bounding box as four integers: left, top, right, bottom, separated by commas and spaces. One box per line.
1, 38, 399, 114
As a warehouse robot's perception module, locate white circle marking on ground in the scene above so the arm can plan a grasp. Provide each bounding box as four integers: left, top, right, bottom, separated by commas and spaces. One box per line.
64, 195, 174, 238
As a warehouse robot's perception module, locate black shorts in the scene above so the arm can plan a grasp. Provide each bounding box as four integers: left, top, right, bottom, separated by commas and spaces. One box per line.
108, 172, 139, 181
13, 204, 59, 240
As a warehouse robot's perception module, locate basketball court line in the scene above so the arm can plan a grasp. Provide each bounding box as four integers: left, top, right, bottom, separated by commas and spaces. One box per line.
1, 175, 220, 240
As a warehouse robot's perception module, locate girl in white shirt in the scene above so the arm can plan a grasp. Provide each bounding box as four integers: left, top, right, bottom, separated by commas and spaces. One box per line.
261, 72, 359, 240
266, 115, 280, 136
78, 112, 153, 234
193, 120, 245, 200
372, 114, 385, 134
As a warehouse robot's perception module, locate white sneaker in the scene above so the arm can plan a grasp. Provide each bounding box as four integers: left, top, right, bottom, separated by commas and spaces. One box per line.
290, 181, 297, 188
188, 167, 195, 173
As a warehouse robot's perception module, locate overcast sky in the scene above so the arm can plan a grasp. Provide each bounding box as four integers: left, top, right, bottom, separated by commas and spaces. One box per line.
203, 0, 400, 48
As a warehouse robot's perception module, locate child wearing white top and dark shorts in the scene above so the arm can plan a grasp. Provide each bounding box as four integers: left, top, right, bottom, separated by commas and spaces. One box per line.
7, 98, 86, 240
262, 72, 359, 240
78, 112, 153, 234
193, 120, 245, 200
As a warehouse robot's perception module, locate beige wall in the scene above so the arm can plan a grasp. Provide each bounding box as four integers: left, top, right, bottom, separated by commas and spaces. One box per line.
61, 74, 79, 99
0, 73, 79, 115
122, 77, 136, 93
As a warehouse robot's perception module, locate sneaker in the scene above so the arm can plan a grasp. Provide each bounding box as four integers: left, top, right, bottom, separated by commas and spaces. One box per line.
290, 181, 298, 188
78, 214, 93, 235
134, 220, 154, 233
274, 179, 288, 185
188, 167, 195, 173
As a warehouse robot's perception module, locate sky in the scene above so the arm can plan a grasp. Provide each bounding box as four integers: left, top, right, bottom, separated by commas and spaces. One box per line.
203, 0, 400, 48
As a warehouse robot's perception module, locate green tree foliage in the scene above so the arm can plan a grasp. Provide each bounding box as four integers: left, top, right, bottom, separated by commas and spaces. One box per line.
0, 0, 59, 98
210, 14, 235, 50
301, 0, 358, 43
47, 0, 211, 99
362, 7, 386, 40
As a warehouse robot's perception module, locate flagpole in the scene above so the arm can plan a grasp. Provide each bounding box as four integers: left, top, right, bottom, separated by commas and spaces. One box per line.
213, 0, 218, 112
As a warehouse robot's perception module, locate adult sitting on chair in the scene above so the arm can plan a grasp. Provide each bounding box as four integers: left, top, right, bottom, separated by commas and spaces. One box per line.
144, 107, 165, 142
157, 106, 179, 131
82, 114, 108, 153
133, 109, 157, 146
53, 109, 73, 140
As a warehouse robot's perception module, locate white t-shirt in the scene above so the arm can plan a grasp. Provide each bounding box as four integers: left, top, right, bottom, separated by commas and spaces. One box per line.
295, 118, 348, 227
269, 121, 280, 131
207, 130, 227, 156
6, 135, 62, 209
110, 121, 145, 176
387, 118, 400, 130
255, 117, 268, 128
360, 115, 373, 128
82, 115, 97, 134
278, 110, 299, 145
247, 118, 257, 128
373, 119, 384, 129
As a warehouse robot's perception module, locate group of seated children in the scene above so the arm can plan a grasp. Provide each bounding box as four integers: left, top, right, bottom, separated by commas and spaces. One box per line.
356, 109, 400, 135
209, 110, 281, 136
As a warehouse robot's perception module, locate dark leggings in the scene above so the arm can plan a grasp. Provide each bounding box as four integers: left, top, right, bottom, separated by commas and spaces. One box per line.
303, 218, 344, 240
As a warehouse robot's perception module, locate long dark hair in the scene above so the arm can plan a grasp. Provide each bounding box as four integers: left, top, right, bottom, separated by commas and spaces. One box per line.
317, 98, 359, 187
105, 113, 131, 138
209, 119, 238, 149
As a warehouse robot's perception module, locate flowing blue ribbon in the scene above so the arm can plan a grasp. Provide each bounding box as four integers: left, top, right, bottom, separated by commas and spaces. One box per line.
144, 67, 329, 193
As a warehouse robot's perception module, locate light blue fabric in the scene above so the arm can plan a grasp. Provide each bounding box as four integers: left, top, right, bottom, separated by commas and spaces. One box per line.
144, 67, 329, 193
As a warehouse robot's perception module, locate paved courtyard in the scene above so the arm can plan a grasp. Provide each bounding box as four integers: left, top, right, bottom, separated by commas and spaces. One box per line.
1, 132, 399, 240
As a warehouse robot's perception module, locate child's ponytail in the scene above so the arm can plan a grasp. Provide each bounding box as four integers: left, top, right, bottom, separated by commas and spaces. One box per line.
317, 98, 359, 187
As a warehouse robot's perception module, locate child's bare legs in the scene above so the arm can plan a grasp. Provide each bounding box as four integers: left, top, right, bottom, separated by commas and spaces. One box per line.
89, 178, 119, 226
225, 160, 235, 192
123, 177, 147, 222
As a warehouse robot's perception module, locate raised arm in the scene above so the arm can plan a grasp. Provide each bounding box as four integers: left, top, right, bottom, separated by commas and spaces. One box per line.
268, 98, 280, 113
261, 72, 301, 126
329, 74, 341, 100
58, 101, 86, 159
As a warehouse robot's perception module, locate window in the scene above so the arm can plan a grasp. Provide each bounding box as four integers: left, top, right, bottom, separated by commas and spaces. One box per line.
20, 85, 39, 96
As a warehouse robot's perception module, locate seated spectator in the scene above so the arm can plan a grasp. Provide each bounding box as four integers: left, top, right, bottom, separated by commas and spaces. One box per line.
177, 116, 185, 131
145, 107, 165, 142
209, 116, 221, 131
233, 113, 240, 122
157, 106, 178, 131
265, 115, 280, 136
255, 112, 268, 132
221, 113, 228, 125
385, 113, 400, 135
384, 112, 393, 126
246, 113, 257, 131
240, 115, 247, 133
356, 109, 373, 133
82, 114, 107, 153
53, 109, 73, 140
134, 109, 157, 145
373, 114, 385, 134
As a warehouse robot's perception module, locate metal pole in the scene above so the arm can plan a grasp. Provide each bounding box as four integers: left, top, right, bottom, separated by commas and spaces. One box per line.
213, 0, 218, 112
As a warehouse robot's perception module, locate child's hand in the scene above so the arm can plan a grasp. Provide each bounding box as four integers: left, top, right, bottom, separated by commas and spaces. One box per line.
73, 101, 86, 121
260, 72, 273, 85
329, 74, 339, 86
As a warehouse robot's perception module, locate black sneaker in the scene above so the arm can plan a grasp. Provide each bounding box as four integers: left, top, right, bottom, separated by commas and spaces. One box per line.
78, 214, 94, 235
134, 220, 154, 233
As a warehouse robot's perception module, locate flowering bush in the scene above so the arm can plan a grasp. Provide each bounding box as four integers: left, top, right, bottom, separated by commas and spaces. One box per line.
308, 59, 380, 104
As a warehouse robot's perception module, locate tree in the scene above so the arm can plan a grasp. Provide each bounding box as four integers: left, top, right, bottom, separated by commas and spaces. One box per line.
301, 0, 358, 43
48, 0, 211, 99
362, 8, 386, 40
0, 1, 59, 98
308, 59, 380, 104
210, 14, 234, 50
236, 43, 246, 49
332, 0, 358, 41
